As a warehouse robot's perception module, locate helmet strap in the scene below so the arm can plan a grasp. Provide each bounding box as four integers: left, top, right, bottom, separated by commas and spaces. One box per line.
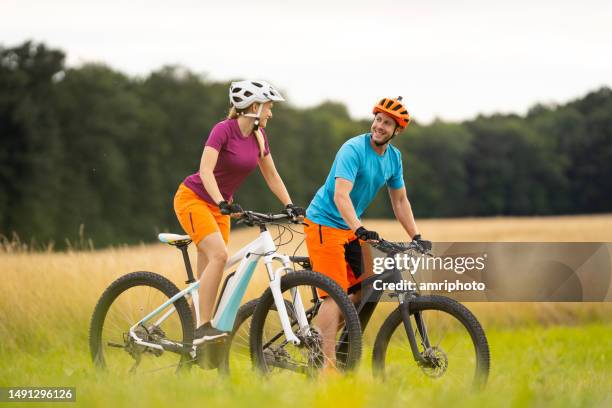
242, 104, 265, 131
373, 123, 398, 146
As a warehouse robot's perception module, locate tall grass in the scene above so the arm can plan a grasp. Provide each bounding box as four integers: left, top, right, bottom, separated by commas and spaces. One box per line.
1, 215, 611, 407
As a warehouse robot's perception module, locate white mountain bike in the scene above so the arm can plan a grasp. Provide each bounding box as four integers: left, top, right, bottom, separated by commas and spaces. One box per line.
89, 210, 362, 375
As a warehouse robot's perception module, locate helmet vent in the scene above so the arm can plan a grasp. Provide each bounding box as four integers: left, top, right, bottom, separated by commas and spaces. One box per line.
233, 87, 242, 93
391, 104, 402, 111
232, 96, 243, 102
252, 82, 263, 87
385, 99, 394, 109
244, 90, 253, 97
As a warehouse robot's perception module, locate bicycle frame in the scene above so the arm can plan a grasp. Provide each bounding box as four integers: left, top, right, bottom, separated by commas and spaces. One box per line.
128, 226, 310, 353
346, 260, 431, 364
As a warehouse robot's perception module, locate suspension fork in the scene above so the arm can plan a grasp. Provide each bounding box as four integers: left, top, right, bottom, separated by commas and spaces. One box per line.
414, 310, 431, 349
398, 293, 427, 364
266, 263, 303, 345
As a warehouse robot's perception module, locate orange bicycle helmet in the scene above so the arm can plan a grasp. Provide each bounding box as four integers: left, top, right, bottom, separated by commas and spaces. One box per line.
373, 96, 410, 128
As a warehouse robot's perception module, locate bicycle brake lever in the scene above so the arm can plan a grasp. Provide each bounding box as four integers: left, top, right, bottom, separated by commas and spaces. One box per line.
236, 215, 254, 227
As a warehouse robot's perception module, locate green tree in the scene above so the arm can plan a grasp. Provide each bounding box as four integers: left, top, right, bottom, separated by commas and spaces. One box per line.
0, 41, 65, 245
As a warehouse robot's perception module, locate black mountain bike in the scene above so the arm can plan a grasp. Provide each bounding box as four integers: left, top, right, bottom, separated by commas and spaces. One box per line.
229, 239, 490, 389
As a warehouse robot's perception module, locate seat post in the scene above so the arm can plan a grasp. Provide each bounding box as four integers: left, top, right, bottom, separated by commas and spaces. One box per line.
178, 244, 196, 284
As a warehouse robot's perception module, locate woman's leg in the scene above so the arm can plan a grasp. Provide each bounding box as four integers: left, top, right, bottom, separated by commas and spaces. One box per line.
195, 231, 228, 324
196, 247, 209, 278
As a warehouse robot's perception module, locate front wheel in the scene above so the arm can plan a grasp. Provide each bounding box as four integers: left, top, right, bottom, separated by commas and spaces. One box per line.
250, 270, 362, 376
372, 295, 489, 390
219, 299, 259, 375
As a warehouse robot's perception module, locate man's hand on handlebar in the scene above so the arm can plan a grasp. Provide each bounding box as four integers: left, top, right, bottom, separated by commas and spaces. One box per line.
355, 226, 380, 242
283, 203, 306, 219
411, 234, 432, 252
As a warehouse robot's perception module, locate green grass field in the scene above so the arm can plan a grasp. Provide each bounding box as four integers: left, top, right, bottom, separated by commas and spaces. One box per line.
1, 323, 610, 407
1, 216, 612, 407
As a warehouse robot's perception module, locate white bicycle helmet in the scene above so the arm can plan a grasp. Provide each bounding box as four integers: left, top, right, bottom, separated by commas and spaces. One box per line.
229, 80, 285, 109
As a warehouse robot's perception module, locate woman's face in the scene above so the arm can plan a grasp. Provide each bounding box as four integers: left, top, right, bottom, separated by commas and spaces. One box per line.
254, 101, 274, 128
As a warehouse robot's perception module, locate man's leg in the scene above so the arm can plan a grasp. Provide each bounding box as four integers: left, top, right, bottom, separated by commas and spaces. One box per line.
304, 219, 351, 369
317, 296, 342, 368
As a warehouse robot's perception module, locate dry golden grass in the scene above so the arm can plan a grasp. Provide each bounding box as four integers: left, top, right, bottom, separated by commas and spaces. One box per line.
1, 214, 611, 350
378, 213, 612, 242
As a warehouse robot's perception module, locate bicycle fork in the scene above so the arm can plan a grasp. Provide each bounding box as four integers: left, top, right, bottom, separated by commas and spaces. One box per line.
265, 257, 310, 346
398, 294, 430, 364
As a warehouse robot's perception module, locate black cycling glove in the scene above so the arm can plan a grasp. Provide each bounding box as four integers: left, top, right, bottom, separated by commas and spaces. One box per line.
355, 226, 380, 241
412, 234, 432, 252
283, 203, 306, 218
218, 201, 243, 215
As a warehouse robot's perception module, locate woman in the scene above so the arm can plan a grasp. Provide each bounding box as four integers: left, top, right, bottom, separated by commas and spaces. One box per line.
174, 80, 305, 342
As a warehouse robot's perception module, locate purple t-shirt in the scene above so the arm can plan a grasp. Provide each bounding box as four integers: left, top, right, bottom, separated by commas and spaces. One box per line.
183, 119, 270, 204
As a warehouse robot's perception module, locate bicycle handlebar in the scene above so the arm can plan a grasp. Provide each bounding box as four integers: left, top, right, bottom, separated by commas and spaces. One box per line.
236, 210, 302, 226
371, 239, 432, 256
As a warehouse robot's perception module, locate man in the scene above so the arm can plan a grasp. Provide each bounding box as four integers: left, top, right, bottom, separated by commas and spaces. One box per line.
304, 96, 431, 369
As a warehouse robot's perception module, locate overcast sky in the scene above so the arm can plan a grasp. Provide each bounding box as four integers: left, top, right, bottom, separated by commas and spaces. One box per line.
2, 0, 611, 123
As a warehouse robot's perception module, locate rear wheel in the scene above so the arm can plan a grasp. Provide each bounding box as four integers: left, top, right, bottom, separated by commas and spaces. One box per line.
89, 271, 195, 375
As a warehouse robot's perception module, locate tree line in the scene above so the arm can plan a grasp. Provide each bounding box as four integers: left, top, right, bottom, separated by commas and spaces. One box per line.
1, 41, 611, 248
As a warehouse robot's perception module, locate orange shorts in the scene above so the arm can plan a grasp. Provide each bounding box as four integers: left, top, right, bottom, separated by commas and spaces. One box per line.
304, 218, 364, 295
173, 183, 230, 245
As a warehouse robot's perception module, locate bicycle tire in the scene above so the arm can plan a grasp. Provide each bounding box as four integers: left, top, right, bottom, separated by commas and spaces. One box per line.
218, 299, 259, 375
89, 271, 195, 374
249, 270, 362, 375
372, 295, 489, 389
221, 298, 302, 375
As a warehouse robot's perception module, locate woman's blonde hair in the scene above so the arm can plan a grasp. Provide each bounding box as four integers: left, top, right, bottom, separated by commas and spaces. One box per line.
227, 105, 266, 158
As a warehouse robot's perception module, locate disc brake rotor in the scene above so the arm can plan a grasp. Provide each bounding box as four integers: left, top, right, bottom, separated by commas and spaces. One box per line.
418, 346, 449, 378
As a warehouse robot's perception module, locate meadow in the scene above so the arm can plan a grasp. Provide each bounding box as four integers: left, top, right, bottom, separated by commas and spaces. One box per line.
1, 215, 611, 407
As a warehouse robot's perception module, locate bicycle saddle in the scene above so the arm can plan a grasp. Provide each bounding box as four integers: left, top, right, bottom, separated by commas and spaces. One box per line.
158, 233, 192, 246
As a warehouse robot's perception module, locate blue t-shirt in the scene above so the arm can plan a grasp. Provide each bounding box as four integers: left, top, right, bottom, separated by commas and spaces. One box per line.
306, 134, 405, 229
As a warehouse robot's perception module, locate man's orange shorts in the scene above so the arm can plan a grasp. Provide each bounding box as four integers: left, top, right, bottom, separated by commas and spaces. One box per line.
304, 218, 364, 294
173, 183, 230, 245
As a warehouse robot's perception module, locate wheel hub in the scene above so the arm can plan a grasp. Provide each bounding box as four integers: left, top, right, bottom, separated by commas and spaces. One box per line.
418, 346, 449, 378
302, 327, 324, 369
